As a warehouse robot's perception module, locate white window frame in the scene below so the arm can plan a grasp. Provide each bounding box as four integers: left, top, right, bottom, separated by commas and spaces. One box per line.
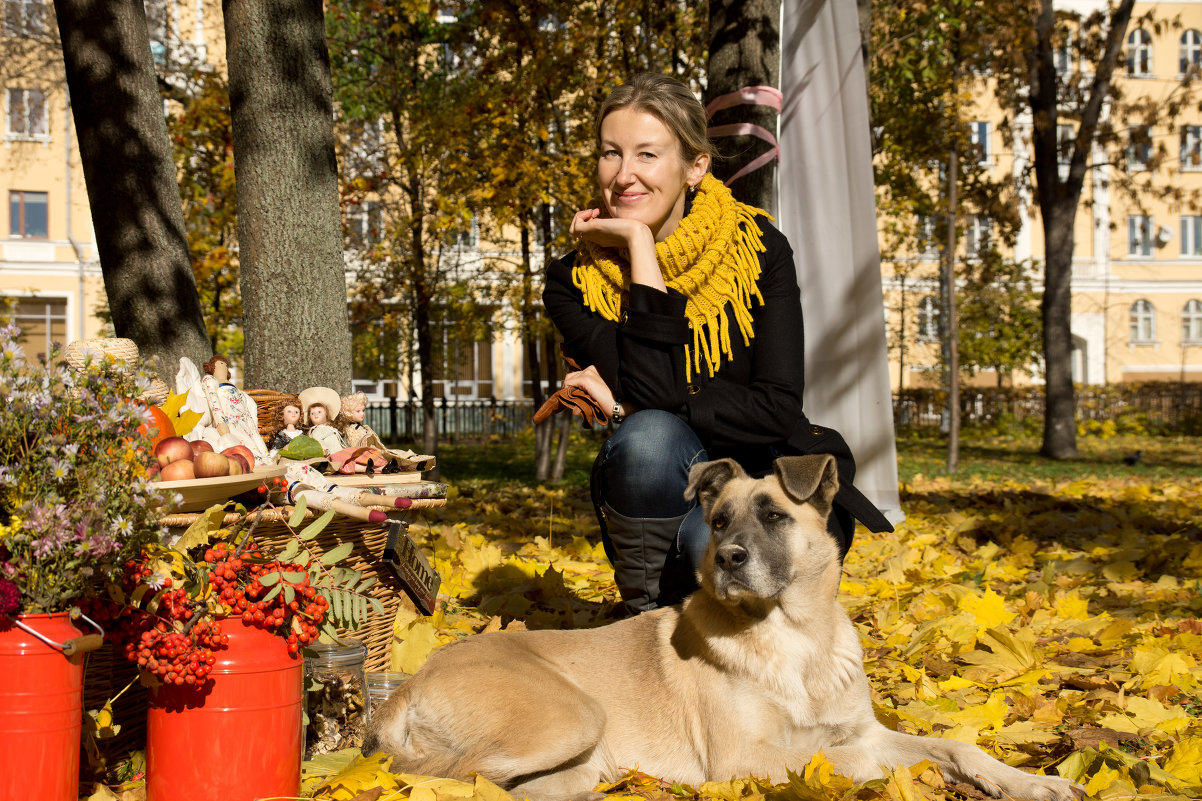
917, 295, 940, 342
970, 121, 990, 166
5, 87, 48, 140
1182, 215, 1202, 257
1127, 28, 1153, 76
1182, 299, 1202, 345
965, 214, 991, 258
9, 189, 49, 238
1182, 125, 1201, 171
1128, 214, 1153, 256
1126, 125, 1150, 171
1180, 29, 1202, 76
1130, 299, 1156, 344
346, 201, 382, 250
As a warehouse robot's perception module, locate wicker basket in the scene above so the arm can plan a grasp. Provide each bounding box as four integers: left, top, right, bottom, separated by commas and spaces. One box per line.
245, 389, 295, 446
161, 505, 443, 671
63, 337, 169, 404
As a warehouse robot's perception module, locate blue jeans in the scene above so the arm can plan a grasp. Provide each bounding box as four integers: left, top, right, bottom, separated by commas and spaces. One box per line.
590, 410, 711, 610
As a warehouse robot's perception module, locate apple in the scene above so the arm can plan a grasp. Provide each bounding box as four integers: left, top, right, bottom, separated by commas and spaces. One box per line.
159, 459, 195, 481
194, 451, 231, 479
155, 436, 193, 467
227, 457, 244, 476
226, 453, 251, 474
189, 440, 215, 457
220, 445, 256, 469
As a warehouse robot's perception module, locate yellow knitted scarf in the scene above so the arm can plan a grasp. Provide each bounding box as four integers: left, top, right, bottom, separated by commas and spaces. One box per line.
572, 173, 771, 380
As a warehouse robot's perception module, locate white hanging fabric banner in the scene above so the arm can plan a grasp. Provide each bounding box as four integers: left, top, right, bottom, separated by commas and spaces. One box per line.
777, 0, 903, 522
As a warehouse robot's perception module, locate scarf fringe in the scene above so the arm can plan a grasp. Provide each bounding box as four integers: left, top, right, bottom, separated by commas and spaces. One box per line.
572, 174, 770, 381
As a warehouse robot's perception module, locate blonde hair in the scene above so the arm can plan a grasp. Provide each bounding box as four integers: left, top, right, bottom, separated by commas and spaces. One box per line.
596, 73, 715, 166
335, 392, 368, 433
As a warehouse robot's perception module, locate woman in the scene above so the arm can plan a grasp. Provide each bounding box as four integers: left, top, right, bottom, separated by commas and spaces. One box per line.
543, 73, 891, 613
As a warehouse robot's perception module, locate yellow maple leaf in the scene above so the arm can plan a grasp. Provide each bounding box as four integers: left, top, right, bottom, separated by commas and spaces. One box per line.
312, 753, 400, 801
958, 588, 1014, 634
391, 618, 441, 674
1162, 737, 1202, 786
946, 690, 1008, 732
1097, 695, 1191, 734
1084, 763, 1121, 796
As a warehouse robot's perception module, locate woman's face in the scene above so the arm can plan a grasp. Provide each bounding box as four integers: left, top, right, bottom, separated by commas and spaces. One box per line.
308, 404, 327, 426
282, 404, 300, 428
597, 107, 708, 242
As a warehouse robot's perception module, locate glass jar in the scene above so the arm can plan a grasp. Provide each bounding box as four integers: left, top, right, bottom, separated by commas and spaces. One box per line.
365, 672, 409, 719
303, 640, 367, 758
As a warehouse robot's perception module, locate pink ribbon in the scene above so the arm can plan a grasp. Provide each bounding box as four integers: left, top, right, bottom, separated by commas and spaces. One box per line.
704, 86, 783, 185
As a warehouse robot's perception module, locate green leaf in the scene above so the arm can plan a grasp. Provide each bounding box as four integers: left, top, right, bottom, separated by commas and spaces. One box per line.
321, 541, 355, 565
284, 584, 295, 604
369, 597, 385, 616
281, 571, 307, 583
278, 540, 299, 561
259, 571, 281, 586
289, 496, 308, 527
263, 584, 282, 602
356, 576, 377, 593
300, 508, 335, 541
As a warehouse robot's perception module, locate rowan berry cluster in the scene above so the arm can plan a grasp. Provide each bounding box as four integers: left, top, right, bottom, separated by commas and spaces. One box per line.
204, 542, 329, 656
109, 557, 227, 686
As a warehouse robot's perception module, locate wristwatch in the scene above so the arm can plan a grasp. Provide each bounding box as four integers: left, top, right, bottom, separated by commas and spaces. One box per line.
611, 400, 624, 424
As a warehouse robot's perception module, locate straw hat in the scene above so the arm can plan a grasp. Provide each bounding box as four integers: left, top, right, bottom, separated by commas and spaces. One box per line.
298, 386, 341, 423
64, 337, 169, 404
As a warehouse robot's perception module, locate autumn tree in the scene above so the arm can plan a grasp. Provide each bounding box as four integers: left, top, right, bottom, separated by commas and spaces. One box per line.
225, 0, 354, 393
52, 0, 211, 373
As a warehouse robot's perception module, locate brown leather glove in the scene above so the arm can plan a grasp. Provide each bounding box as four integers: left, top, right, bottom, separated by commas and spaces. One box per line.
533, 385, 610, 426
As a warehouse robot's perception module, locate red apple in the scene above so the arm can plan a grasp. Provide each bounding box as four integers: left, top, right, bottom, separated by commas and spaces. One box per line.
159, 459, 195, 481
194, 451, 231, 479
226, 453, 251, 474
220, 445, 256, 468
155, 436, 193, 467
189, 440, 215, 457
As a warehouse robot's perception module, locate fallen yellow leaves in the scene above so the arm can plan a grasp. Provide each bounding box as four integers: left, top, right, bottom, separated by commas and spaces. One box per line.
300, 473, 1202, 801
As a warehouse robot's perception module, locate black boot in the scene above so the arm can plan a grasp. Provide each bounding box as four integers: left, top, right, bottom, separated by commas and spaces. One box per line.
598, 503, 690, 613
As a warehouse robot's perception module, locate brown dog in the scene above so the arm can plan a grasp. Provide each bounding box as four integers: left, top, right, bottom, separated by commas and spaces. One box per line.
363, 456, 1084, 801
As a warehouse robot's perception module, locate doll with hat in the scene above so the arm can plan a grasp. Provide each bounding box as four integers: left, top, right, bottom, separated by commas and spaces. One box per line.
298, 386, 348, 456
337, 391, 435, 472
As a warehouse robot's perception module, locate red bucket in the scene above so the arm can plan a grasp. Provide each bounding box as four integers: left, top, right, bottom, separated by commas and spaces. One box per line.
146, 616, 303, 801
0, 612, 86, 801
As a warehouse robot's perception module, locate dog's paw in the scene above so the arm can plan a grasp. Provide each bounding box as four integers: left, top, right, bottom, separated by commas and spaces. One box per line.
991, 773, 1085, 801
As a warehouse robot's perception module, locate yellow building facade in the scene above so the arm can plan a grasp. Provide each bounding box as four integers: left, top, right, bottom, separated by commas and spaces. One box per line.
883, 0, 1202, 389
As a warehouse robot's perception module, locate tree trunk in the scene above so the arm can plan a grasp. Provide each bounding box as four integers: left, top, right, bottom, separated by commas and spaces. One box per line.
1041, 202, 1078, 458
705, 0, 780, 210
944, 145, 960, 473
52, 0, 210, 375
224, 0, 352, 393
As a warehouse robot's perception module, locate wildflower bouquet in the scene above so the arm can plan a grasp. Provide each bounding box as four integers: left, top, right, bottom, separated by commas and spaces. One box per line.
0, 324, 167, 617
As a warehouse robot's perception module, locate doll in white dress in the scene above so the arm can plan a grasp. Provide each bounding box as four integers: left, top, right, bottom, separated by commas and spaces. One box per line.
176, 354, 272, 465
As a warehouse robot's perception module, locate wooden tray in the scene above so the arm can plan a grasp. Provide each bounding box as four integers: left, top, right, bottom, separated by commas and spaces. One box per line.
151, 465, 287, 512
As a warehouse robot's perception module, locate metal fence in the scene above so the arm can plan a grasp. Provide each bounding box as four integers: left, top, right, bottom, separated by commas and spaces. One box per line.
366, 398, 534, 442
363, 383, 1202, 441
893, 383, 1202, 431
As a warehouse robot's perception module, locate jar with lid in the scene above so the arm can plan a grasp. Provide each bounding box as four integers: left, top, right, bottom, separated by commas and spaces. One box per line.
304, 640, 367, 757
365, 671, 409, 719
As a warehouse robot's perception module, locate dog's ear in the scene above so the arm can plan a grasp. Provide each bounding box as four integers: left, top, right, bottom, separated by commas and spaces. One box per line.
772, 455, 839, 509
685, 459, 745, 511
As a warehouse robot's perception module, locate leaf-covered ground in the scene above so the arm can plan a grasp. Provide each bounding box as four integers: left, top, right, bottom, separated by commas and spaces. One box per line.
299, 433, 1202, 801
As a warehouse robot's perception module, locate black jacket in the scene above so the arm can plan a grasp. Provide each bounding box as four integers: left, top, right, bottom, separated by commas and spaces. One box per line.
544, 216, 892, 539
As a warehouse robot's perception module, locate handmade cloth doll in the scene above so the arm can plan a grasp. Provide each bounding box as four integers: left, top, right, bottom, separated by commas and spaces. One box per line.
299, 386, 348, 456
336, 391, 434, 472
176, 355, 272, 465
281, 463, 413, 522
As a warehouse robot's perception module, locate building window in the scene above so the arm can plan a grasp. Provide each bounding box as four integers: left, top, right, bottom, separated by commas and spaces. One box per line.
1057, 124, 1076, 179
917, 295, 940, 342
447, 216, 479, 250
1182, 216, 1202, 256
916, 214, 938, 255
1127, 28, 1152, 76
1130, 299, 1155, 343
5, 296, 68, 364
9, 190, 48, 238
1, 0, 45, 35
346, 201, 382, 249
965, 214, 991, 257
1183, 300, 1202, 344
1181, 29, 1202, 75
1128, 215, 1152, 256
970, 121, 989, 165
1054, 30, 1074, 74
1182, 125, 1201, 170
5, 87, 47, 138
1127, 125, 1151, 170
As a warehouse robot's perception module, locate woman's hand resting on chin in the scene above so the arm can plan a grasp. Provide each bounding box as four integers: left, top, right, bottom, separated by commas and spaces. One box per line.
570, 207, 664, 292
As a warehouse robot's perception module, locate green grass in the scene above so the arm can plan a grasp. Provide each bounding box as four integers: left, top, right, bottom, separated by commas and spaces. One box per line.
433, 425, 1202, 487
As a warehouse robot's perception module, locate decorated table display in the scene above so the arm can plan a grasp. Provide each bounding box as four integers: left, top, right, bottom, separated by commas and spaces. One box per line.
0, 326, 167, 801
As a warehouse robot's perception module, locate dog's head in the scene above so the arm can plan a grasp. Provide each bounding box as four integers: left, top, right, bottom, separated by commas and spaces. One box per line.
685, 455, 841, 613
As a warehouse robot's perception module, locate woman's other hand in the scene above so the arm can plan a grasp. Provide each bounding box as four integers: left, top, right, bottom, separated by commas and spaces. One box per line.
562, 364, 616, 412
